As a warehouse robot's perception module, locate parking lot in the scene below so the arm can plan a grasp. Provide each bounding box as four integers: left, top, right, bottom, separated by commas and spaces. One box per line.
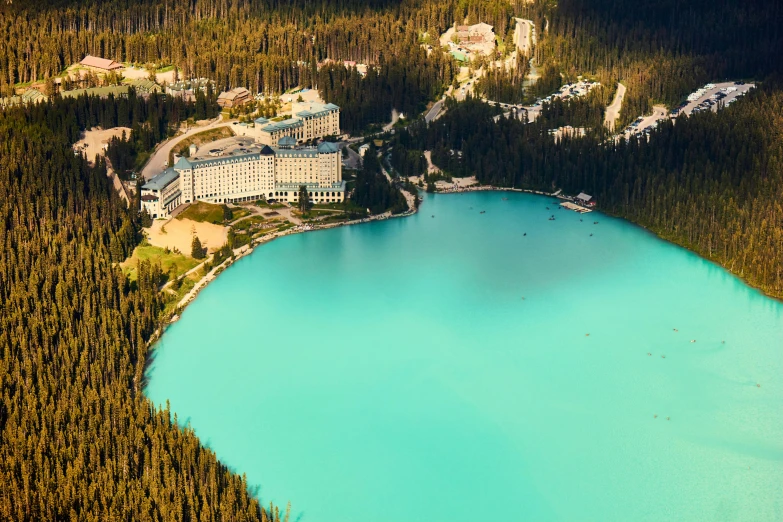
671, 81, 755, 118
484, 80, 600, 123
618, 81, 756, 141
188, 136, 258, 160
620, 105, 669, 140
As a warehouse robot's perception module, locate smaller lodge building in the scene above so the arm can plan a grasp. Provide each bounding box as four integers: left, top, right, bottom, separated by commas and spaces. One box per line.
575, 192, 596, 207
217, 87, 252, 108
80, 56, 123, 72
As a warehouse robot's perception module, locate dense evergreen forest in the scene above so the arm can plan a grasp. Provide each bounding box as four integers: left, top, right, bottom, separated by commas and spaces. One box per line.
392, 84, 783, 298
0, 96, 283, 520
2, 0, 780, 129
0, 0, 504, 132
2, 0, 783, 518
352, 144, 409, 215
106, 87, 220, 176
532, 0, 783, 124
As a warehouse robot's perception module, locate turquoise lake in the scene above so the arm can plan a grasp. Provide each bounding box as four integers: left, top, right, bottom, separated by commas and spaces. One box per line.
145, 192, 783, 521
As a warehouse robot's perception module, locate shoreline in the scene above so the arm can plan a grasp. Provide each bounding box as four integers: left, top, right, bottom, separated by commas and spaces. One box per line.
157, 183, 781, 338
163, 203, 419, 327
433, 183, 783, 302
158, 186, 563, 330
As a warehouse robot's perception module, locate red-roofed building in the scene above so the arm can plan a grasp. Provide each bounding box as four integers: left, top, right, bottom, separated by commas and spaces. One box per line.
80, 56, 123, 71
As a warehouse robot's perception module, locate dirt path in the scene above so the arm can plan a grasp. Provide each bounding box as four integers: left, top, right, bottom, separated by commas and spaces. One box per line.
73, 127, 132, 163
382, 109, 400, 132
423, 150, 441, 174
604, 83, 626, 131
122, 66, 178, 84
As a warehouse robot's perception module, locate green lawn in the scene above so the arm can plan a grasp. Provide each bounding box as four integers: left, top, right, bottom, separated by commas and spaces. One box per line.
311, 202, 345, 210
176, 201, 227, 224
161, 271, 200, 315
228, 208, 251, 222
121, 243, 199, 281
232, 215, 266, 232
298, 208, 342, 219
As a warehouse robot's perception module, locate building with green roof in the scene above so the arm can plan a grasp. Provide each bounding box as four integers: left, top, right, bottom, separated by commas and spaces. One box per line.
60, 85, 130, 100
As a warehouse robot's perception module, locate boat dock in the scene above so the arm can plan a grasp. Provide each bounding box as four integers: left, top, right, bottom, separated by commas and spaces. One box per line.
560, 201, 593, 213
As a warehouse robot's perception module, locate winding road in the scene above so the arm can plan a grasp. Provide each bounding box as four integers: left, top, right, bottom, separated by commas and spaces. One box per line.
425, 99, 445, 123
604, 83, 626, 131
141, 114, 231, 180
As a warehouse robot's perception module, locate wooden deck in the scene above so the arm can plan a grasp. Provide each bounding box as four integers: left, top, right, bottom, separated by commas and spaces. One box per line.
560, 201, 593, 213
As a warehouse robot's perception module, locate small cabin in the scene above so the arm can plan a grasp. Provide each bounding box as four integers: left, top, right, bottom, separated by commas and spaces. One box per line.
575, 192, 596, 207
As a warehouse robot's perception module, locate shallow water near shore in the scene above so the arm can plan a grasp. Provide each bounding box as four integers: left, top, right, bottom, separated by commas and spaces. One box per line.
146, 192, 783, 522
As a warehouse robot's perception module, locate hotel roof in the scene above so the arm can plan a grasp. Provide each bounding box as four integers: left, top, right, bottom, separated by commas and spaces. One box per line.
278, 136, 297, 147
294, 102, 339, 119
260, 118, 304, 134
317, 142, 339, 153
142, 168, 180, 191
257, 102, 340, 134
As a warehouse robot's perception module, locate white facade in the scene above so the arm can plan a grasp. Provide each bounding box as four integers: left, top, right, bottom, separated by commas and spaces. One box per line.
141, 168, 182, 219
163, 140, 344, 209
237, 102, 340, 146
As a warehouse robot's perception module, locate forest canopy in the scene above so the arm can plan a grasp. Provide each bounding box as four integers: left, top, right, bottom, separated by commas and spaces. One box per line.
1, 0, 783, 519
0, 95, 283, 521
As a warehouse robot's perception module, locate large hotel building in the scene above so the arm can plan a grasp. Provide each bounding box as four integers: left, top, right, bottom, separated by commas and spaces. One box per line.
141, 104, 344, 219
237, 101, 340, 146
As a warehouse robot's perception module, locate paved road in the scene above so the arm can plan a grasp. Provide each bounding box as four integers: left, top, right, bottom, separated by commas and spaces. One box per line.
604, 83, 626, 131
340, 142, 362, 169
514, 18, 535, 55
141, 114, 230, 180
425, 99, 445, 123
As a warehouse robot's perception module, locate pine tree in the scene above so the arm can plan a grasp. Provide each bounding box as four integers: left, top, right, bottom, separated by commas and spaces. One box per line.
191, 236, 205, 259
298, 185, 311, 213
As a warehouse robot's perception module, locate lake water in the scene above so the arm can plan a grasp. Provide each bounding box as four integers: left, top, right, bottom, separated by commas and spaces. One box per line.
146, 192, 783, 521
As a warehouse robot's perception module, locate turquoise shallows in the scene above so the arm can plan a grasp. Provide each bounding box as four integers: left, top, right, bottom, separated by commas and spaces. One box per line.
145, 192, 783, 522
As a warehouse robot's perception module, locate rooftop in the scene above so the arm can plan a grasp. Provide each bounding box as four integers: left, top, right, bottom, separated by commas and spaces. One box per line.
218, 87, 251, 101
128, 79, 160, 92
260, 118, 304, 133
293, 102, 339, 119
317, 142, 339, 153
80, 55, 123, 70
278, 136, 297, 148
61, 85, 130, 99
167, 79, 212, 92
143, 168, 180, 191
